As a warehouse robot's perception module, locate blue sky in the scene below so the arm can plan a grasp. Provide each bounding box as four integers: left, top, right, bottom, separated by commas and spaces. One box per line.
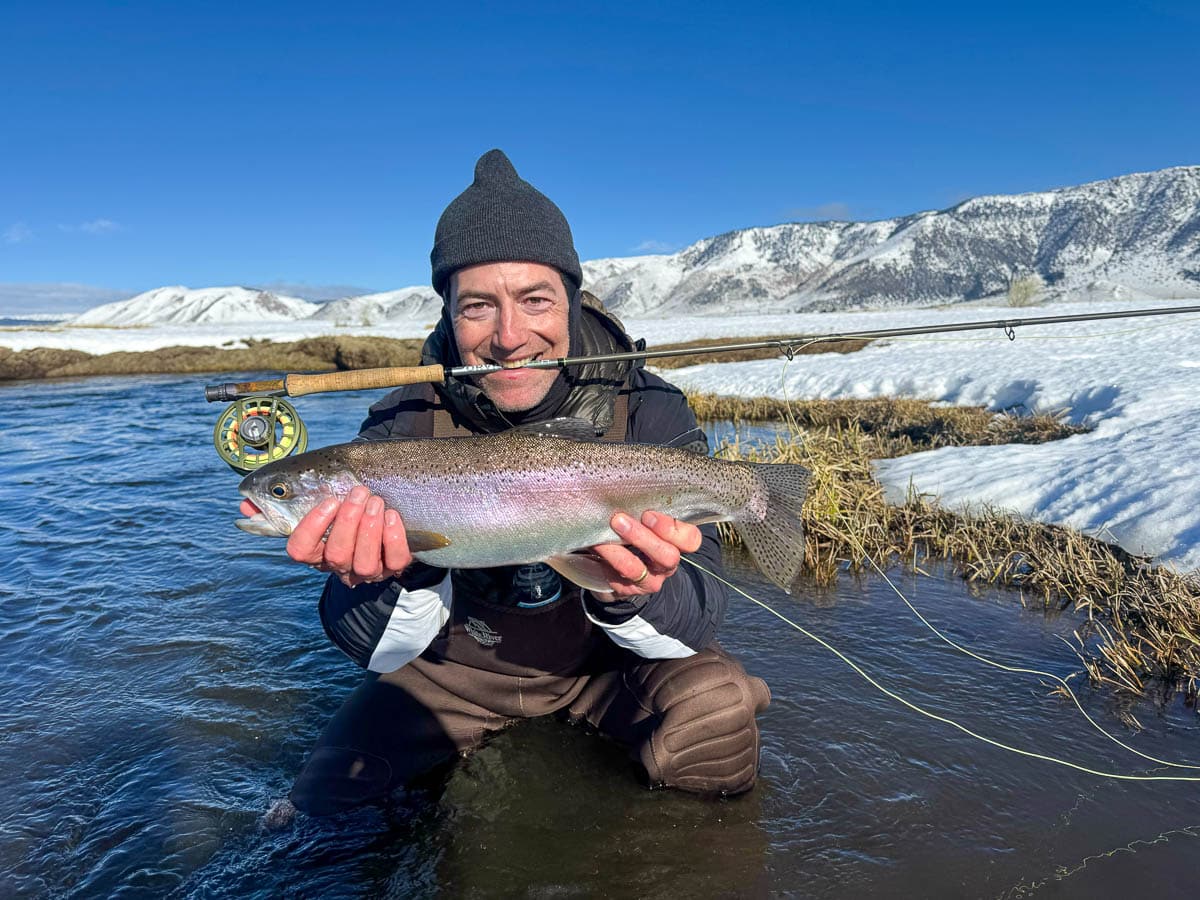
1, 1, 1196, 312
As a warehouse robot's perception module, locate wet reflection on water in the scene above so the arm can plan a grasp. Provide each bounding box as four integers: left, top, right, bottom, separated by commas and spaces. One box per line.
0, 375, 1197, 898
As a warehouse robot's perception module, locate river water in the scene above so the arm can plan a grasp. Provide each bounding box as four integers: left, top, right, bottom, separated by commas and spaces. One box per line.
1, 374, 1198, 898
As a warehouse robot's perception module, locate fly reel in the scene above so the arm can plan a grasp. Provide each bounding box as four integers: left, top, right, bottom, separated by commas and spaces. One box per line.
213, 395, 308, 474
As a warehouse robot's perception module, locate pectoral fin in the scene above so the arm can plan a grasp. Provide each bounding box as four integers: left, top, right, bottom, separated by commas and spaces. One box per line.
406, 530, 452, 552
546, 553, 614, 594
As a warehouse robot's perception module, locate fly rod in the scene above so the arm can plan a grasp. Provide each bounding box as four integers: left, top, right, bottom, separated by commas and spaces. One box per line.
205, 304, 1200, 403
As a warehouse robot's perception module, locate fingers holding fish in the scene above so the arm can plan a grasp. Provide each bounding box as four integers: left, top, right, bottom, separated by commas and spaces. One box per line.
589, 510, 698, 598
350, 496, 386, 584
641, 510, 703, 554
285, 497, 340, 566
321, 485, 370, 577
274, 487, 411, 587
381, 508, 412, 575
587, 542, 664, 598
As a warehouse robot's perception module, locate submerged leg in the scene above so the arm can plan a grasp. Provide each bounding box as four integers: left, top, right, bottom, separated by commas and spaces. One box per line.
568, 646, 771, 795
290, 658, 510, 816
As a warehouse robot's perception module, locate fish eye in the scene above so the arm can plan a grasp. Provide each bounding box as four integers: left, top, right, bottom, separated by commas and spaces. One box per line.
269, 482, 291, 499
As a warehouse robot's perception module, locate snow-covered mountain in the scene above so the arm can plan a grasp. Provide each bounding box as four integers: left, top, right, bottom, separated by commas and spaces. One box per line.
71, 286, 319, 325
584, 166, 1200, 314
308, 286, 442, 325
69, 166, 1200, 325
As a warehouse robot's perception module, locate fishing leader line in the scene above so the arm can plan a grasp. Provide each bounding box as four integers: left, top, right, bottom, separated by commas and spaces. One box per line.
680, 557, 1200, 783
858, 553, 1200, 772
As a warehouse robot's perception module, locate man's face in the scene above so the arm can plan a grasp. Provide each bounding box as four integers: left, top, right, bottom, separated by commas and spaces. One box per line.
450, 261, 571, 413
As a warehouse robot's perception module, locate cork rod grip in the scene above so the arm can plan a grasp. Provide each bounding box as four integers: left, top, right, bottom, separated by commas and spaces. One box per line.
284, 364, 446, 397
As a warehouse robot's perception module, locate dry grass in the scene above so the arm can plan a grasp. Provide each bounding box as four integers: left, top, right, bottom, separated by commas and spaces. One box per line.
690, 393, 1089, 453
700, 394, 1200, 703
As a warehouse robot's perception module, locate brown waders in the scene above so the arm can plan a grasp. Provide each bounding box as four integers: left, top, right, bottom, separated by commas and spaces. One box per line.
290, 642, 770, 816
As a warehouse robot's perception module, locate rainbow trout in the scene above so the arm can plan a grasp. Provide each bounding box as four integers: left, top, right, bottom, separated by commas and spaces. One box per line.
237, 418, 810, 592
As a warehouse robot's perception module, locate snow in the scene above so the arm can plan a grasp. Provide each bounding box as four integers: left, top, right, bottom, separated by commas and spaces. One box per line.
308, 286, 442, 323
6, 296, 1200, 573
71, 286, 319, 326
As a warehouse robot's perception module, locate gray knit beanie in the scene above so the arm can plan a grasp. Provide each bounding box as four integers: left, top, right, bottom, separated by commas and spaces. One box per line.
430, 149, 583, 297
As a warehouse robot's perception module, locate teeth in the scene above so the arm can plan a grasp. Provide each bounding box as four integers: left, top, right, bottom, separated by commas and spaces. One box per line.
497, 356, 538, 369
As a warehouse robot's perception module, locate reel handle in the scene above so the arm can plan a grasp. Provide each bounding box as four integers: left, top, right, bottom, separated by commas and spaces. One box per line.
284, 364, 446, 397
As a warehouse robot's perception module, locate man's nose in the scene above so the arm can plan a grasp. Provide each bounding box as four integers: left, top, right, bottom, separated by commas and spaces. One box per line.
493, 304, 530, 350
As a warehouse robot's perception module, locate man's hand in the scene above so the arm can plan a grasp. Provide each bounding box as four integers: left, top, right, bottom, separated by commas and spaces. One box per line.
241, 485, 413, 588
588, 510, 703, 600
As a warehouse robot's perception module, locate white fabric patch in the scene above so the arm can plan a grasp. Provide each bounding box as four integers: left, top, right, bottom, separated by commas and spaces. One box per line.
367, 574, 453, 673
584, 606, 696, 659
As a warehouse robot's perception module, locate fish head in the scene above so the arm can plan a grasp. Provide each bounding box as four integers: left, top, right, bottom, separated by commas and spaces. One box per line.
236, 452, 361, 537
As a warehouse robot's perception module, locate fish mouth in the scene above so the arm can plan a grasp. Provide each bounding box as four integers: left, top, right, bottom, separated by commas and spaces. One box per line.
236, 493, 291, 537
236, 513, 291, 537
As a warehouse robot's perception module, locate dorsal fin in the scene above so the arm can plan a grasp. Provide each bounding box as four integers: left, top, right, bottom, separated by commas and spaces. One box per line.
508, 417, 598, 441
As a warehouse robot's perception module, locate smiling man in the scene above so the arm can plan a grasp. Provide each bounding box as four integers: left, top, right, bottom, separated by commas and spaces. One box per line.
451, 263, 570, 412
272, 150, 771, 815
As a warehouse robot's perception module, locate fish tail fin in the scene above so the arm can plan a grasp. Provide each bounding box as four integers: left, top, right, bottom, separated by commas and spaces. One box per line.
733, 463, 811, 593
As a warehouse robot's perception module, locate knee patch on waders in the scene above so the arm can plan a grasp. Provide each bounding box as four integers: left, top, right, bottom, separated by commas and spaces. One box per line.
634, 652, 770, 796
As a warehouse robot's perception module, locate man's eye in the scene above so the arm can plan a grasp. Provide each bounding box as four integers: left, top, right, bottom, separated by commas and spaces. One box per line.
458, 303, 492, 320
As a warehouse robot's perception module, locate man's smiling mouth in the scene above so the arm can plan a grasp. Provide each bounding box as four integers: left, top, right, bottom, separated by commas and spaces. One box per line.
490, 352, 543, 369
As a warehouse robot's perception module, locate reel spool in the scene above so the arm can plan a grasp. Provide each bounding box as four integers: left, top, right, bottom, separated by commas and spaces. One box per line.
213, 396, 308, 474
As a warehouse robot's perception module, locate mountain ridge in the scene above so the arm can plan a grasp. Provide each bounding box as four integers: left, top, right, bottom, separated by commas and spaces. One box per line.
70, 165, 1200, 325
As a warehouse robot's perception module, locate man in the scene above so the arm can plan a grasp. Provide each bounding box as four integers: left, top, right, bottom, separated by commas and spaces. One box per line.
248, 150, 771, 815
